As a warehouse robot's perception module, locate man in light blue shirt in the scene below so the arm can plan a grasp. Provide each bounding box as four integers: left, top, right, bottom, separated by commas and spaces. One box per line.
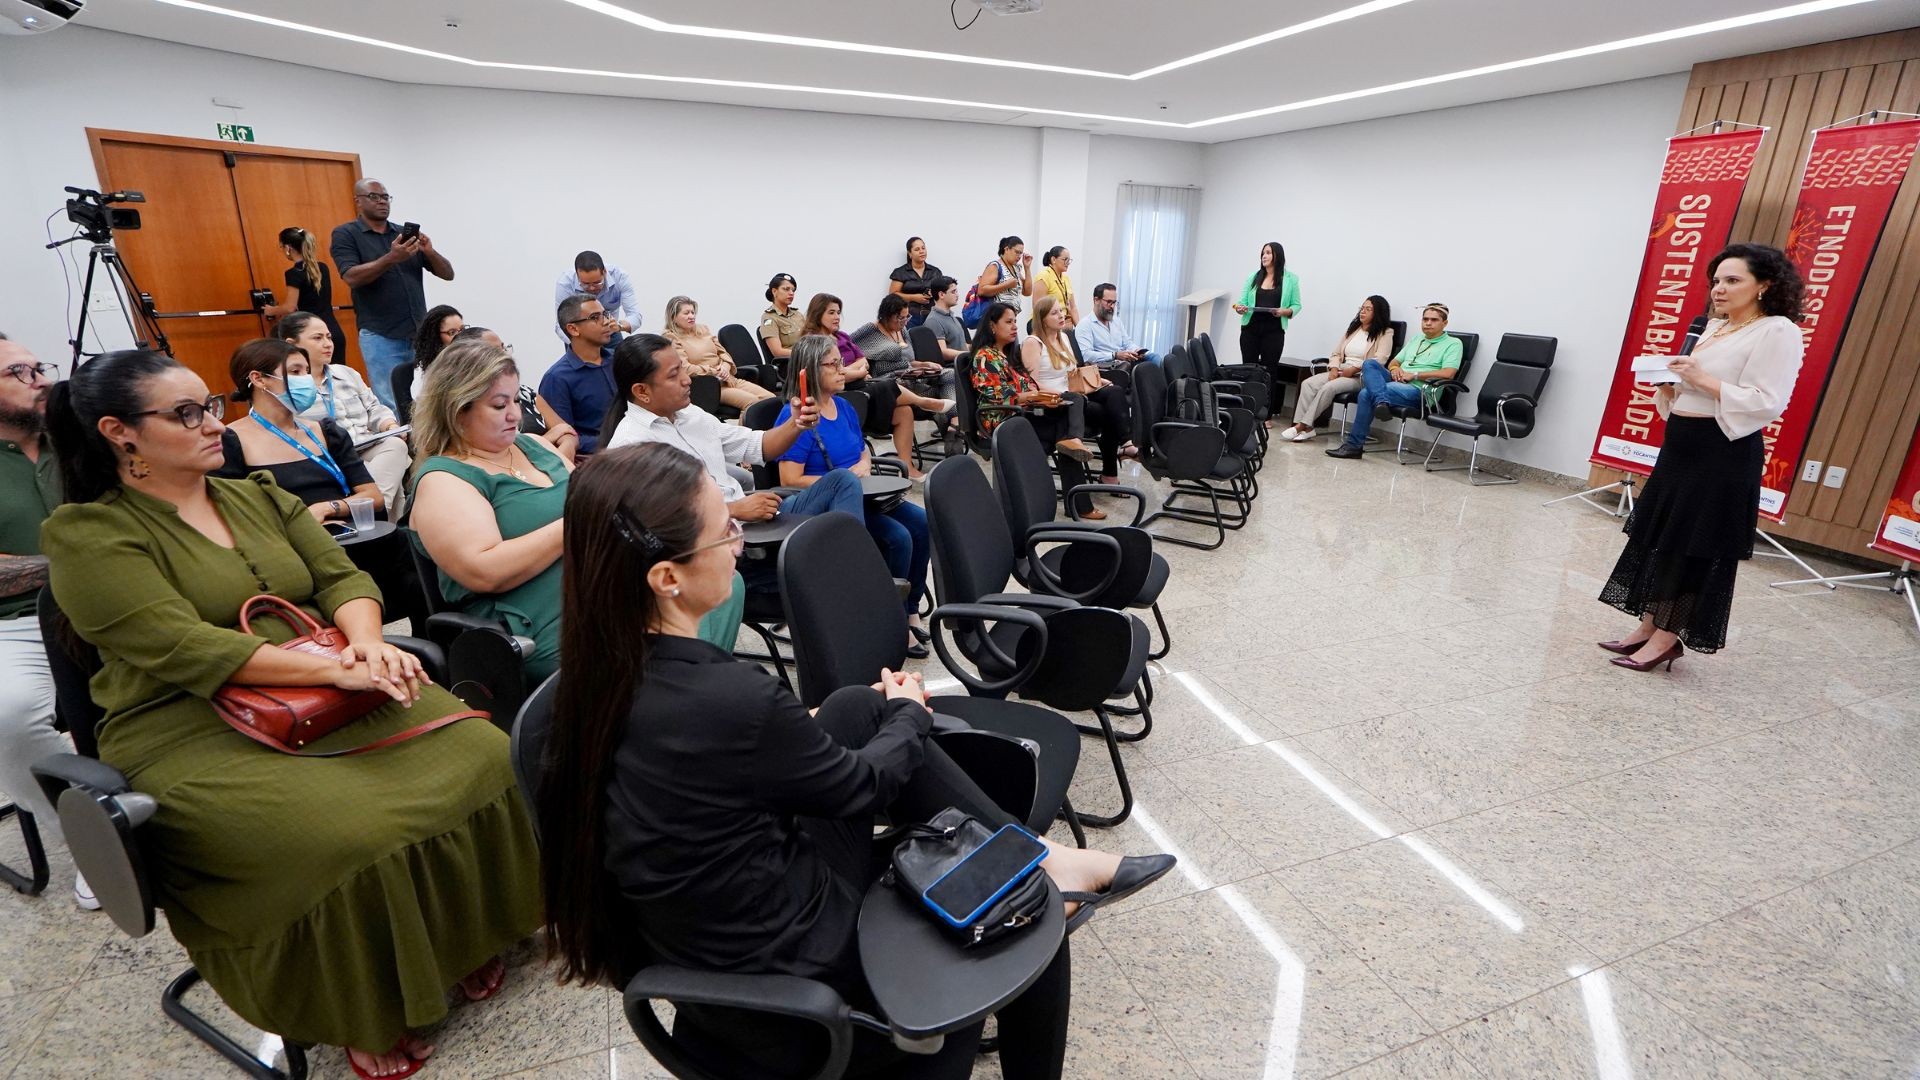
1077, 283, 1156, 385
553, 250, 640, 354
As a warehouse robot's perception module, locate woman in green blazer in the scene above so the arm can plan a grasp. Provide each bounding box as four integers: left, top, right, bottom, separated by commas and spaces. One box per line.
1232, 241, 1301, 418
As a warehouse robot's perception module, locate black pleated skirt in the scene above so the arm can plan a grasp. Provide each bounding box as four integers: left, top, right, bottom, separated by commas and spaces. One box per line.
1598, 416, 1762, 653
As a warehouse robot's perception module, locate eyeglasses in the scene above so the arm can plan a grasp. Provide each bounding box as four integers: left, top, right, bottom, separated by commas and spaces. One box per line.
568, 311, 613, 325
126, 395, 226, 429
356, 192, 394, 203
668, 517, 745, 561
3, 362, 57, 385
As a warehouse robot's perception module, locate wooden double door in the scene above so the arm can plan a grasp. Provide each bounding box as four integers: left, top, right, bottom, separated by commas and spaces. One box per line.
86, 129, 365, 396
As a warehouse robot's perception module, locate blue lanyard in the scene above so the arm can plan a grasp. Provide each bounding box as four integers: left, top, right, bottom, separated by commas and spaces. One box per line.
253, 413, 349, 494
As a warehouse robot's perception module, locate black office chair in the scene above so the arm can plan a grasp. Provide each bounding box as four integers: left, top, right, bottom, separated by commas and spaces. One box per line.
900, 326, 958, 468
991, 417, 1173, 661
404, 531, 535, 726
718, 322, 778, 393
30, 587, 447, 1080
1168, 345, 1261, 474
390, 364, 415, 425
924, 456, 1152, 828
1191, 334, 1271, 442
1422, 334, 1557, 485
777, 511, 1086, 845
690, 374, 730, 419
1375, 331, 1479, 463
1129, 360, 1252, 551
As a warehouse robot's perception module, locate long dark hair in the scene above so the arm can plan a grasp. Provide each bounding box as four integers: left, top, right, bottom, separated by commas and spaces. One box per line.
542, 442, 710, 986
600, 333, 677, 435
1708, 243, 1806, 322
278, 226, 323, 292
1256, 241, 1285, 285
413, 304, 463, 368
967, 301, 1020, 356
44, 349, 183, 505
1344, 295, 1392, 342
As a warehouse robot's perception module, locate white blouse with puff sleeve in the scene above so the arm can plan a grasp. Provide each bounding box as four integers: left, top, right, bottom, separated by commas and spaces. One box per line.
1657, 315, 1803, 441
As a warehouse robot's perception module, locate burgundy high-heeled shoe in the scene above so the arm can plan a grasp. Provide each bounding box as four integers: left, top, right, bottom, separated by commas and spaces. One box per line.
1610, 641, 1684, 672
1597, 637, 1649, 655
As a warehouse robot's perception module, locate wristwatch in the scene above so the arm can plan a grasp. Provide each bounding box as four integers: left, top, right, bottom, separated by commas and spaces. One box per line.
330, 499, 344, 517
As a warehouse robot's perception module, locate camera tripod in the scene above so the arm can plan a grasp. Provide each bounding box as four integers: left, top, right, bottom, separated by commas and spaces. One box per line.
48, 236, 170, 365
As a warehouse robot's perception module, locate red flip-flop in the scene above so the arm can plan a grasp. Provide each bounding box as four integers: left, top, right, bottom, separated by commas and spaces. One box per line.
348, 1048, 423, 1080
458, 958, 505, 1002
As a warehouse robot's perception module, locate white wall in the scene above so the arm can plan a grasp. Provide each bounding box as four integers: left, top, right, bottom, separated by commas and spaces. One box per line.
1081, 134, 1206, 309
1193, 73, 1689, 478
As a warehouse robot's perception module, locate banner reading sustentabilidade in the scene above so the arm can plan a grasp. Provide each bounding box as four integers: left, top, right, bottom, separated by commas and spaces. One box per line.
1760, 118, 1920, 521
1589, 128, 1766, 477
1870, 419, 1920, 564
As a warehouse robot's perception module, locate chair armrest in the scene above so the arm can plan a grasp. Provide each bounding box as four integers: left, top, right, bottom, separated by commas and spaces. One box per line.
1494, 394, 1538, 438
624, 966, 871, 1080
383, 635, 447, 686
31, 753, 133, 804
1062, 483, 1146, 526
871, 456, 911, 477
1023, 527, 1122, 603
424, 611, 509, 649
930, 603, 1048, 696
976, 592, 1077, 612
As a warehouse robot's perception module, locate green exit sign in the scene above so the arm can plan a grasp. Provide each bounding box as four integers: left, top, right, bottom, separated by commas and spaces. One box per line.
216, 123, 256, 143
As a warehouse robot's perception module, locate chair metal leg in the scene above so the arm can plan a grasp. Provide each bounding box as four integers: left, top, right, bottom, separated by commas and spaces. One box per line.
1141, 486, 1227, 550
1425, 434, 1514, 485
1069, 708, 1135, 828
1059, 797, 1089, 849
734, 622, 793, 692
1145, 602, 1171, 661
163, 968, 309, 1080
1085, 685, 1154, 741
0, 804, 50, 896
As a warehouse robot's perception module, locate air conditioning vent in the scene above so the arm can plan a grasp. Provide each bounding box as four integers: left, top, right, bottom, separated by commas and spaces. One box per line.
1, 0, 83, 35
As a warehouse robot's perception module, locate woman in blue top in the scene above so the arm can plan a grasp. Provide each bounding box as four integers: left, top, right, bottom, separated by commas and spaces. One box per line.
777, 334, 932, 658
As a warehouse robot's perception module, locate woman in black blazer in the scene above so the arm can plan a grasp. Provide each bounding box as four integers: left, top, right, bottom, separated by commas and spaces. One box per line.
538, 444, 1172, 1078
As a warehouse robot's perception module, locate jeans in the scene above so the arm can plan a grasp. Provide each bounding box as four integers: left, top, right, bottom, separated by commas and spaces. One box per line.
1342, 359, 1422, 448
867, 500, 930, 612
741, 471, 865, 593
0, 614, 64, 846
358, 330, 414, 410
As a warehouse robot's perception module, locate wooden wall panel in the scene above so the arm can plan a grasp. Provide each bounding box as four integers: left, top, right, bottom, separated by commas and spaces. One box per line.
1588, 29, 1920, 564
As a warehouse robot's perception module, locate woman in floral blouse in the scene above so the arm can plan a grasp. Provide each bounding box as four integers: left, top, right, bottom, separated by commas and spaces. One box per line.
967, 301, 1099, 511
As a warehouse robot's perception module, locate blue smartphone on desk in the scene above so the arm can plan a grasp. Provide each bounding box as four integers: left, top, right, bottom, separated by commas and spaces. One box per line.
921, 823, 1048, 929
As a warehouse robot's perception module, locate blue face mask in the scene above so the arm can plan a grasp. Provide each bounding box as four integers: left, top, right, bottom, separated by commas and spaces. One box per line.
280, 373, 319, 413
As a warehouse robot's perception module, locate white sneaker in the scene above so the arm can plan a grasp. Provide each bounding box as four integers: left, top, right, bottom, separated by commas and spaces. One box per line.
74, 871, 101, 911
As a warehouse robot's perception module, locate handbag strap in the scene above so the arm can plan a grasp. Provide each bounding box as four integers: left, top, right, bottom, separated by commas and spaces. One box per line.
222, 709, 489, 758
237, 594, 329, 639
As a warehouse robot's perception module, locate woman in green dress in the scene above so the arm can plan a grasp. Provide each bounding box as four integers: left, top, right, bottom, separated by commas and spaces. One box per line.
407, 338, 744, 678
41, 350, 541, 1080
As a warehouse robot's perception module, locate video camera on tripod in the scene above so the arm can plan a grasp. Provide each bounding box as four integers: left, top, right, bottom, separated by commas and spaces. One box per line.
49, 184, 167, 362
63, 186, 144, 244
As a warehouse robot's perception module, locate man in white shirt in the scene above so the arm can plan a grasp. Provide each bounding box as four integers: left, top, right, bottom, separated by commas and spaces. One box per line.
603, 336, 863, 523
1078, 283, 1156, 386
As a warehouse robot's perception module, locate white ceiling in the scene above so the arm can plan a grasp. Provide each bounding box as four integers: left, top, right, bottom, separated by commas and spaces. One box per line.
70, 0, 1920, 142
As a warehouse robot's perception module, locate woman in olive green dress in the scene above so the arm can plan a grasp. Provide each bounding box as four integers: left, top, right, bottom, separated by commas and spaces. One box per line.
41, 350, 540, 1080
407, 338, 743, 675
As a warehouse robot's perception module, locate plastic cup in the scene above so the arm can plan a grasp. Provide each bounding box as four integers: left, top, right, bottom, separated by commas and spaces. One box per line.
346, 496, 376, 531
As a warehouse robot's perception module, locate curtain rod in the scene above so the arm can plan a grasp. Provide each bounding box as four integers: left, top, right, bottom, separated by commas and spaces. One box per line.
1121, 181, 1200, 188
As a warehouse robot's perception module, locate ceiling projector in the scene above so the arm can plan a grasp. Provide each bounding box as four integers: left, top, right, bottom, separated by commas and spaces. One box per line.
973, 0, 1044, 13
1, 0, 82, 34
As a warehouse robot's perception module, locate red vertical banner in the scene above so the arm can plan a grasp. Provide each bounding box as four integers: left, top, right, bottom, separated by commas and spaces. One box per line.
1589, 129, 1766, 476
1870, 419, 1920, 563
1760, 118, 1920, 520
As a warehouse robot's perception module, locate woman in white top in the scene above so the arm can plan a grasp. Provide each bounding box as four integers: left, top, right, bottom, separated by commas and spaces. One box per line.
1280, 295, 1393, 441
1022, 295, 1127, 518
277, 311, 412, 510
1598, 243, 1805, 670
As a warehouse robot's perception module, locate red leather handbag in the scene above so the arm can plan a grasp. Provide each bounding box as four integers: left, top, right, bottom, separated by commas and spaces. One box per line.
213, 595, 483, 757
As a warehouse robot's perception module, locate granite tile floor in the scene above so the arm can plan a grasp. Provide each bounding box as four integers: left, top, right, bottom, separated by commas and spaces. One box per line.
3, 436, 1917, 1079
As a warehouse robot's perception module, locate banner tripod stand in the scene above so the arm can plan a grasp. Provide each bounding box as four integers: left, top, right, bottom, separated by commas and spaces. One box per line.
1752, 528, 1831, 586
1545, 474, 1637, 517
1772, 560, 1920, 634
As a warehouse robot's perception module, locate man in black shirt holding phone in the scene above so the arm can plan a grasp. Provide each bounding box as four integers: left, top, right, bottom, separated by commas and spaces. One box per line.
330, 177, 454, 409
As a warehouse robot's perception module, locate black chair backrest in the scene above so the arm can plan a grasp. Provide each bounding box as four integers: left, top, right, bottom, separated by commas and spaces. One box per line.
1130, 360, 1169, 457
923, 456, 1017, 607
907, 325, 943, 365
1472, 334, 1558, 430
778, 512, 908, 709
951, 350, 990, 455
1387, 320, 1408, 359
402, 528, 451, 617
990, 417, 1060, 541
1163, 344, 1195, 384
1435, 330, 1480, 414
508, 672, 558, 838
739, 396, 787, 490
716, 323, 762, 373
839, 389, 869, 432
391, 364, 415, 425
688, 374, 723, 416
36, 587, 102, 760
1187, 337, 1219, 380
1065, 328, 1086, 366
518, 386, 550, 436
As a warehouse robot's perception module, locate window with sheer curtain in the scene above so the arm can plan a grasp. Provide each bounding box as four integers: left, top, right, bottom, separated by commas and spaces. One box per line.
1111, 183, 1201, 354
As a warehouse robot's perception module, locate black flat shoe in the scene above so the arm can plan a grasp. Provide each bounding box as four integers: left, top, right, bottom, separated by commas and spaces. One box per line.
904, 641, 930, 660
1325, 444, 1363, 459
909, 624, 932, 645
1063, 853, 1177, 932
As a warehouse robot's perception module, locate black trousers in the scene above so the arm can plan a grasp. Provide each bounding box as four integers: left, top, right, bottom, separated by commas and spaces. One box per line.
680, 687, 1073, 1079
1081, 383, 1130, 479
1023, 400, 1093, 509
848, 377, 904, 438
1239, 316, 1287, 414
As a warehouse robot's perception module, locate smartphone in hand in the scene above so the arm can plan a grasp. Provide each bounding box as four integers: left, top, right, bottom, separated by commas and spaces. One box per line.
797, 369, 811, 407
398, 221, 421, 243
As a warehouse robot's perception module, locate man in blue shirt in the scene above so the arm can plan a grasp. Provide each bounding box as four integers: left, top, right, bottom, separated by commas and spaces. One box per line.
553, 251, 639, 357
1078, 283, 1156, 383
538, 294, 619, 455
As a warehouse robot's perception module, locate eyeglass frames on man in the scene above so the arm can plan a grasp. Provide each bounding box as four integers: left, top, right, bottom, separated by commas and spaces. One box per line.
3, 362, 58, 385
125, 396, 226, 429
356, 192, 394, 203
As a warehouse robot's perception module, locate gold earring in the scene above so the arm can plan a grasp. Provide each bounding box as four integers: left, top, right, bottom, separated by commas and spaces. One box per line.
122, 443, 151, 480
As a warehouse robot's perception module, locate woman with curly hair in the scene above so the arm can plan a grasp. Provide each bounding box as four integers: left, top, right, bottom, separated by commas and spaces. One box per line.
1597, 243, 1806, 670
